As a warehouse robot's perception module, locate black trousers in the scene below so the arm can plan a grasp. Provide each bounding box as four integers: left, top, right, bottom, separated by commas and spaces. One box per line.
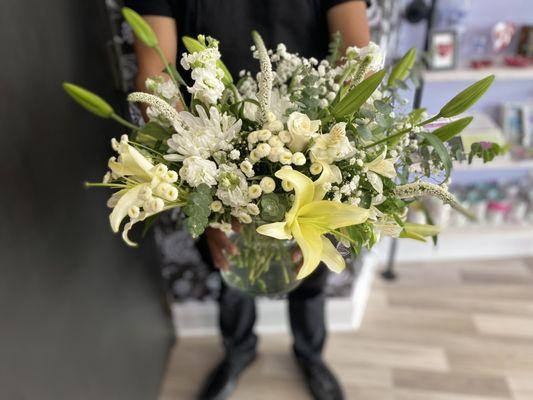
197, 236, 328, 361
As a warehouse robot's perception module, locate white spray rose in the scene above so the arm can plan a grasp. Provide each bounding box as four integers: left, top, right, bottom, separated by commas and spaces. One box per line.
286, 112, 320, 152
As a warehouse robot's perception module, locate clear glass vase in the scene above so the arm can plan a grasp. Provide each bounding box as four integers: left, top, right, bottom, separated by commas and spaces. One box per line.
220, 223, 301, 297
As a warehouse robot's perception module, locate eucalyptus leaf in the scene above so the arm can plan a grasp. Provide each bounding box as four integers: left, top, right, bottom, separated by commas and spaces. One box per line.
439, 75, 495, 118
331, 70, 386, 117
388, 48, 417, 87
432, 116, 473, 143
63, 83, 114, 118
122, 7, 158, 48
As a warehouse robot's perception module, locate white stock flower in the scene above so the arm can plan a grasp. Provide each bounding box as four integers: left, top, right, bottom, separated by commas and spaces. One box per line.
216, 164, 249, 207
309, 122, 355, 164
179, 156, 219, 187
166, 106, 242, 161
286, 112, 320, 152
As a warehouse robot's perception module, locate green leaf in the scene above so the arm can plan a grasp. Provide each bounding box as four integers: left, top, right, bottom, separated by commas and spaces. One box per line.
439, 75, 495, 118
182, 36, 233, 85
422, 132, 453, 183
331, 69, 386, 118
432, 116, 473, 143
403, 223, 440, 238
140, 121, 173, 141
399, 230, 427, 242
388, 48, 417, 87
122, 7, 158, 48
356, 125, 373, 140
408, 108, 426, 124
62, 82, 114, 118
167, 64, 187, 86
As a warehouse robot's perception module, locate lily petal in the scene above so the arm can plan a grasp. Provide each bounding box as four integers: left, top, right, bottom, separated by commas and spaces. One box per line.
366, 171, 383, 194
109, 184, 144, 233
313, 163, 338, 201
293, 221, 323, 279
298, 201, 370, 231
256, 222, 292, 240
320, 237, 346, 273
275, 168, 314, 210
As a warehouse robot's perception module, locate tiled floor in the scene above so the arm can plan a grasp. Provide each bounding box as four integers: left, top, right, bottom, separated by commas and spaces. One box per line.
159, 258, 533, 399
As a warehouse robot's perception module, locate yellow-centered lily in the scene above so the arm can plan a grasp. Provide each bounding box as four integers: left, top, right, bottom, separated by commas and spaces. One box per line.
257, 166, 370, 279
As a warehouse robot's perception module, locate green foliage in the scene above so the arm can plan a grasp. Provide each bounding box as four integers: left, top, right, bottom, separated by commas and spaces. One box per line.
331, 70, 386, 118
122, 7, 158, 48
468, 142, 508, 164
422, 132, 453, 182
438, 75, 495, 118
388, 48, 417, 87
327, 31, 344, 65
62, 83, 114, 118
183, 184, 213, 238
259, 193, 288, 222
432, 116, 473, 142
344, 222, 377, 255
408, 108, 426, 125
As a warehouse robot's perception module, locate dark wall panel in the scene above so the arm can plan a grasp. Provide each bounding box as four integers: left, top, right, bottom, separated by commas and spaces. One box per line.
0, 1, 174, 399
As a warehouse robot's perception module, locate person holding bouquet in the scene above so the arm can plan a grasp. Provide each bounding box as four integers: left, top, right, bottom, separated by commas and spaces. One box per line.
126, 1, 370, 399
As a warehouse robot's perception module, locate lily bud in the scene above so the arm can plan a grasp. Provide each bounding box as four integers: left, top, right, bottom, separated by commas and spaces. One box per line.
122, 7, 158, 48
63, 83, 114, 118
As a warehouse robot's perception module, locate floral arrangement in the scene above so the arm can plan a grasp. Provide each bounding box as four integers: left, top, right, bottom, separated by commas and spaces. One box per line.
63, 8, 494, 294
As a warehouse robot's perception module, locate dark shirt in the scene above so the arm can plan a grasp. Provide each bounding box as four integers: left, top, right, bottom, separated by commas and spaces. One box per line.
125, 0, 365, 76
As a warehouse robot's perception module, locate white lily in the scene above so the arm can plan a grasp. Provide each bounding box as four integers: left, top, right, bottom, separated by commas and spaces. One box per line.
257, 165, 369, 279
365, 148, 397, 194
106, 139, 183, 246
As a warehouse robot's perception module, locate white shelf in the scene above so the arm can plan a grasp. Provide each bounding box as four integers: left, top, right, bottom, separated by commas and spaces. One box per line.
423, 67, 533, 82
453, 157, 533, 172
377, 224, 533, 264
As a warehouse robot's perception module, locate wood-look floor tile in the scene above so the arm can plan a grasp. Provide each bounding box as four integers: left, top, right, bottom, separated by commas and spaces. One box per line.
392, 368, 512, 398
474, 313, 533, 338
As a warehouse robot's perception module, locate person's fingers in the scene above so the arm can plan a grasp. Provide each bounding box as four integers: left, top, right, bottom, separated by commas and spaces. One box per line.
292, 247, 303, 265
231, 218, 242, 233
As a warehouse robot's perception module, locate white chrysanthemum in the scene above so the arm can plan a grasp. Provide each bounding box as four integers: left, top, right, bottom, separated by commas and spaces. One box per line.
179, 156, 219, 187
216, 164, 249, 208
165, 106, 242, 161
309, 122, 356, 164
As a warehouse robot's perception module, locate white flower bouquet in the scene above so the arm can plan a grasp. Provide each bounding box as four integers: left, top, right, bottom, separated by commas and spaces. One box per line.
64, 8, 496, 295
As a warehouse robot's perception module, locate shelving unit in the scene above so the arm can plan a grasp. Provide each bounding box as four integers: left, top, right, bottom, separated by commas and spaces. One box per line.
423, 66, 533, 82
453, 157, 533, 171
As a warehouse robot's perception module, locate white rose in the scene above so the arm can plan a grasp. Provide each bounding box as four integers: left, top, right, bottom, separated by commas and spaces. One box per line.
179, 156, 218, 187
286, 112, 320, 152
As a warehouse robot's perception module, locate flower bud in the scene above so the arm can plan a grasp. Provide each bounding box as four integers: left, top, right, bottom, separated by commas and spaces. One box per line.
122, 7, 159, 47
248, 184, 262, 199
210, 200, 223, 213
63, 83, 114, 118
260, 177, 276, 193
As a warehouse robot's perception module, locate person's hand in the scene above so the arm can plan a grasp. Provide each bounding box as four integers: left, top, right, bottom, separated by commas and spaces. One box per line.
205, 221, 240, 270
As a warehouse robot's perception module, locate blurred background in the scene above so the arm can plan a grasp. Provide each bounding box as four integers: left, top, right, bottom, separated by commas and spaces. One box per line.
1, 0, 532, 399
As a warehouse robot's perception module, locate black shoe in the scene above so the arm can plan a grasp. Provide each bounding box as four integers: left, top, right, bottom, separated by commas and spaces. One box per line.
295, 355, 344, 400
197, 352, 257, 400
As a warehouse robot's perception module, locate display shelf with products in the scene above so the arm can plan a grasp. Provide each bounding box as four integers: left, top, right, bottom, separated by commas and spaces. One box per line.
423, 66, 533, 83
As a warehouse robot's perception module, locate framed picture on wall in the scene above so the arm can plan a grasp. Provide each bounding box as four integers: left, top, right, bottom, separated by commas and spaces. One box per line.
428, 30, 457, 70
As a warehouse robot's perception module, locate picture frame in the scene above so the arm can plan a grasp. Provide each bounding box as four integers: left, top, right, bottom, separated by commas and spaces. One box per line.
428, 30, 458, 70
502, 102, 528, 147
518, 25, 533, 57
